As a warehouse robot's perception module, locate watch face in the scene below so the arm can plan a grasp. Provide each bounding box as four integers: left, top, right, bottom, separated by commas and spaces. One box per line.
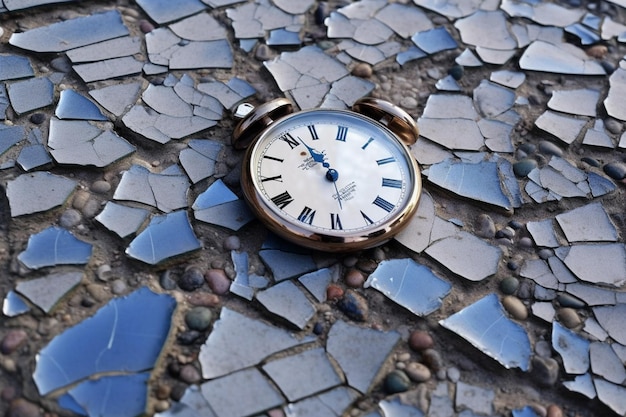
242, 108, 421, 250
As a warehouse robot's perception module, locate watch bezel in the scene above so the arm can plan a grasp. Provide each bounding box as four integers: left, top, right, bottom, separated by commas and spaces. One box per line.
240, 107, 422, 252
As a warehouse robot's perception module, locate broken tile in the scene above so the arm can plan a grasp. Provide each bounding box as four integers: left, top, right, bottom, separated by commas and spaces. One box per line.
566, 283, 616, 307
416, 0, 483, 19
455, 381, 495, 416
552, 321, 590, 374
114, 165, 189, 212
534, 111, 587, 145
0, 54, 34, 80
531, 302, 555, 323
583, 317, 608, 341
519, 41, 605, 75
455, 10, 517, 51
73, 56, 144, 83
520, 259, 559, 289
376, 3, 432, 38
17, 227, 92, 269
473, 80, 516, 118
284, 386, 359, 417
490, 70, 525, 89
263, 348, 342, 401
364, 258, 451, 316
565, 23, 600, 45
526, 219, 560, 248
95, 202, 149, 238
563, 243, 626, 287
89, 82, 143, 117
259, 249, 317, 281
547, 89, 599, 117
169, 13, 227, 41
512, 406, 542, 417
298, 268, 334, 302
582, 120, 614, 148
33, 287, 176, 395
194, 199, 255, 231
199, 308, 312, 379
426, 233, 500, 280
593, 304, 626, 345
6, 172, 76, 216
227, 0, 303, 40
55, 90, 107, 121
136, 0, 206, 24
200, 368, 284, 417
475, 47, 516, 65
411, 27, 458, 55
326, 320, 399, 394
16, 271, 82, 313
0, 125, 26, 156
7, 77, 54, 115
502, 1, 584, 27
9, 10, 129, 53
2, 290, 30, 317
126, 211, 202, 265
456, 48, 483, 67
594, 378, 626, 415
440, 294, 531, 371
65, 36, 142, 63
394, 191, 436, 254
256, 280, 316, 329
604, 67, 626, 122
590, 342, 626, 384
377, 399, 425, 417
556, 202, 618, 243
563, 373, 596, 399
418, 119, 484, 150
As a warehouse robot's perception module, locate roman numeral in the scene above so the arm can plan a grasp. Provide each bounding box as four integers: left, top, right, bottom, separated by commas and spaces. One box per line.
382, 178, 402, 188
279, 133, 299, 149
297, 206, 316, 224
263, 155, 284, 162
261, 175, 283, 183
361, 210, 374, 225
336, 126, 348, 141
376, 156, 396, 165
307, 124, 319, 140
362, 137, 374, 149
373, 196, 394, 212
270, 191, 293, 209
330, 213, 343, 230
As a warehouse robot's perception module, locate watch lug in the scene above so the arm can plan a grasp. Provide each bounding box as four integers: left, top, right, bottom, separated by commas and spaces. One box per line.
232, 98, 294, 150
352, 97, 419, 145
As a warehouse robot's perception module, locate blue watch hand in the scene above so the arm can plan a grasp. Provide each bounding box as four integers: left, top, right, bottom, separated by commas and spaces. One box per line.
298, 137, 329, 168
326, 169, 342, 210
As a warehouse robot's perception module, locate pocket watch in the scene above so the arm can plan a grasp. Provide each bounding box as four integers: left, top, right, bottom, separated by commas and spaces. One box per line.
232, 97, 422, 252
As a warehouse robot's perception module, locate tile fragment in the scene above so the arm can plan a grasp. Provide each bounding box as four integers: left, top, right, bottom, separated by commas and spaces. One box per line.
490, 70, 525, 88
582, 120, 614, 148
114, 165, 189, 212
200, 368, 283, 417
136, 0, 206, 24
126, 211, 201, 265
589, 342, 626, 384
33, 287, 176, 395
16, 271, 82, 313
2, 290, 30, 317
534, 111, 587, 145
552, 321, 590, 374
298, 268, 334, 302
439, 294, 531, 371
0, 125, 26, 156
259, 249, 317, 281
519, 41, 605, 75
263, 348, 342, 401
6, 172, 76, 217
17, 227, 92, 269
199, 308, 311, 379
547, 88, 599, 117
594, 378, 626, 415
0, 54, 34, 80
563, 243, 626, 287
555, 202, 618, 243
365, 258, 451, 316
526, 219, 560, 248
89, 82, 143, 117
415, 0, 483, 19
593, 304, 626, 345
65, 36, 142, 63
284, 386, 359, 417
455, 10, 517, 51
473, 80, 515, 118
411, 27, 458, 54
455, 381, 495, 416
394, 191, 436, 253
9, 10, 129, 53
327, 320, 400, 394
7, 77, 54, 115
563, 373, 596, 399
256, 280, 316, 329
376, 3, 432, 38
95, 202, 149, 238
73, 56, 144, 83
55, 90, 107, 121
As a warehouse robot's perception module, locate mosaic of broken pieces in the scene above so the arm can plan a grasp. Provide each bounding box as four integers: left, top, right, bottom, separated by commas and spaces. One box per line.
1, 0, 626, 416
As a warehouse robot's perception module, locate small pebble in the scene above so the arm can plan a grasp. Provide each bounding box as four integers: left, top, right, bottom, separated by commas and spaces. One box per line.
185, 307, 213, 331
1, 330, 28, 354
186, 292, 220, 307
72, 190, 90, 210
160, 270, 177, 290
313, 322, 324, 335
537, 248, 553, 260
326, 284, 344, 300
177, 330, 202, 345
139, 19, 154, 33
604, 118, 623, 135
337, 290, 368, 322
399, 97, 418, 110
496, 227, 515, 239
448, 64, 463, 80
447, 366, 460, 382
154, 400, 169, 413
408, 330, 434, 351
557, 293, 585, 309
59, 209, 82, 228
581, 156, 600, 167
384, 370, 411, 394
603, 162, 626, 180
422, 348, 443, 371
110, 279, 127, 295
29, 113, 46, 124
1, 386, 17, 401
0, 357, 17, 373
204, 269, 230, 295
557, 307, 581, 328
352, 63, 372, 78
344, 269, 365, 288
513, 159, 538, 177
538, 141, 563, 157
7, 398, 42, 417
91, 180, 111, 194
546, 404, 564, 417
585, 44, 608, 59
178, 364, 201, 384
535, 340, 552, 358
356, 259, 377, 273
255, 44, 273, 61
503, 295, 528, 320
155, 384, 171, 400
223, 236, 241, 251
474, 213, 496, 238
404, 362, 431, 382
531, 356, 559, 387
519, 237, 533, 248
500, 277, 519, 295
179, 267, 205, 291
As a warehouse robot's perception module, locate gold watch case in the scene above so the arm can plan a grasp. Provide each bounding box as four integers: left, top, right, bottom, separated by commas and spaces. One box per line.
232, 97, 422, 252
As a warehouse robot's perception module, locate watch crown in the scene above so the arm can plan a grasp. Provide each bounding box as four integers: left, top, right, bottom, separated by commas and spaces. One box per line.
234, 103, 255, 119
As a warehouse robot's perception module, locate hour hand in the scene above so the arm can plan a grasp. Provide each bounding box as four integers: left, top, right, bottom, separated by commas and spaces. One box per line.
298, 137, 328, 167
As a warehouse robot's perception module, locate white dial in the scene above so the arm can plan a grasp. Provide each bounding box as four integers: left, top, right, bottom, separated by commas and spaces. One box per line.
245, 109, 418, 242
